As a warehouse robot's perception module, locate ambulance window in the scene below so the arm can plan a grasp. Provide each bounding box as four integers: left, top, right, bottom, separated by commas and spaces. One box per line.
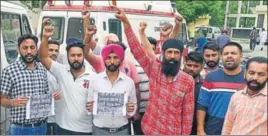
108, 19, 122, 41
177, 23, 187, 44
22, 15, 32, 34
1, 12, 22, 64
67, 18, 95, 41
41, 17, 64, 44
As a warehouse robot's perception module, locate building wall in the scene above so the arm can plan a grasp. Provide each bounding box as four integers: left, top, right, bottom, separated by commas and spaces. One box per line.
187, 16, 210, 38
255, 5, 267, 30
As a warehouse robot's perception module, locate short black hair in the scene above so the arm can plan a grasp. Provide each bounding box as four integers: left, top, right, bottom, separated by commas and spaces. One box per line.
66, 38, 84, 52
185, 51, 204, 65
253, 27, 256, 30
17, 34, 38, 46
221, 41, 243, 54
147, 37, 157, 48
48, 40, 60, 47
109, 41, 127, 51
203, 41, 220, 53
246, 56, 267, 70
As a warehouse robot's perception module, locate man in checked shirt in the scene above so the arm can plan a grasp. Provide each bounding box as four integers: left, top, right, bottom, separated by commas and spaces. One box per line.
112, 6, 195, 135
0, 34, 61, 135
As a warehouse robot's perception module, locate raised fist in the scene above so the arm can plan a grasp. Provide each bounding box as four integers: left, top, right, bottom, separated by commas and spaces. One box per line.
174, 13, 183, 24
42, 18, 55, 38
161, 23, 173, 37
139, 21, 147, 33
86, 25, 97, 36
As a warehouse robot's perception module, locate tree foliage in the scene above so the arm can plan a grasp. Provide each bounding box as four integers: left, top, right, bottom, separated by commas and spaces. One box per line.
172, 0, 226, 27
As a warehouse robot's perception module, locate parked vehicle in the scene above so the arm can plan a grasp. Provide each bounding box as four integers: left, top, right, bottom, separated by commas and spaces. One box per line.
36, 0, 189, 64
195, 25, 221, 40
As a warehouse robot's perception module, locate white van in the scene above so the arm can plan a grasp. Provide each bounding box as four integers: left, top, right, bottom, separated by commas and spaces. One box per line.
36, 0, 189, 64
195, 25, 221, 40
1, 1, 34, 134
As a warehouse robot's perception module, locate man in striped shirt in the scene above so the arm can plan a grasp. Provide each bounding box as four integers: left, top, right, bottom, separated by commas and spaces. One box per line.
197, 42, 246, 135
222, 57, 267, 135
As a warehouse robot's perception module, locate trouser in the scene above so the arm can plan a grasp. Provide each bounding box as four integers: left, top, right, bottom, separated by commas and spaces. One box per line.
9, 121, 47, 135
250, 39, 256, 50
133, 112, 145, 135
55, 125, 92, 135
260, 42, 265, 49
46, 122, 57, 135
93, 124, 129, 135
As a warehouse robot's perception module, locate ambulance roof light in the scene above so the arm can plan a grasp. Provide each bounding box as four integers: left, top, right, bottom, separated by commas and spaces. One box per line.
84, 0, 93, 6
47, 0, 54, 6
65, 0, 72, 6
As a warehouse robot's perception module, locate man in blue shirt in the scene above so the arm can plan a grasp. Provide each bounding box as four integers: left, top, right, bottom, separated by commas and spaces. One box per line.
196, 42, 246, 135
216, 29, 230, 49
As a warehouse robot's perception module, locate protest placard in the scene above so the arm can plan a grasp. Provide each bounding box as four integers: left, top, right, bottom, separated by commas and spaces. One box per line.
93, 92, 127, 116
26, 94, 55, 119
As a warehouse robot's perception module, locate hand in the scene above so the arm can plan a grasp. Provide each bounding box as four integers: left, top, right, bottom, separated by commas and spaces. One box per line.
82, 10, 90, 20
53, 91, 61, 100
112, 6, 128, 22
174, 13, 183, 25
127, 102, 135, 112
13, 96, 28, 107
197, 130, 207, 135
139, 21, 147, 34
86, 101, 94, 112
161, 24, 173, 37
133, 112, 141, 120
42, 18, 55, 38
86, 25, 97, 37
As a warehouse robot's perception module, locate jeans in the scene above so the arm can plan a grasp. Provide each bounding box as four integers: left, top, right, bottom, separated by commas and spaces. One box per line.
133, 112, 145, 135
55, 125, 92, 135
9, 122, 47, 135
46, 122, 57, 135
250, 39, 256, 50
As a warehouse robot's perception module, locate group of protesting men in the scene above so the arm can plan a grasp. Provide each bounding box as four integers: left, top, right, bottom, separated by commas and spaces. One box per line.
1, 6, 267, 135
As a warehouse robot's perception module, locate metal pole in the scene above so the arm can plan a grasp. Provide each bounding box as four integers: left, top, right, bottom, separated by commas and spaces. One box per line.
236, 1, 242, 28
224, 1, 230, 29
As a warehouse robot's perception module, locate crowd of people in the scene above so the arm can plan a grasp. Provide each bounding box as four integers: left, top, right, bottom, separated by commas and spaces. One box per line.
1, 6, 267, 135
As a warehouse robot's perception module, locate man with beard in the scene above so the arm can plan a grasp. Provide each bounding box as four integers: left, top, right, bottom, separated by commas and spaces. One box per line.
222, 56, 267, 135
86, 44, 137, 135
201, 42, 222, 78
183, 51, 204, 135
197, 42, 246, 135
46, 40, 61, 135
113, 6, 195, 135
39, 18, 94, 135
0, 34, 60, 135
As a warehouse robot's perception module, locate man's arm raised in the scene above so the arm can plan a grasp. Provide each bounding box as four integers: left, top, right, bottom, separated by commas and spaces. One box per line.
82, 11, 104, 72
170, 14, 183, 39
138, 21, 156, 60
39, 18, 55, 70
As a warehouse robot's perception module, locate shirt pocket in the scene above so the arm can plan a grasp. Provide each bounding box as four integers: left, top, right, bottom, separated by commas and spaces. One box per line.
168, 90, 185, 111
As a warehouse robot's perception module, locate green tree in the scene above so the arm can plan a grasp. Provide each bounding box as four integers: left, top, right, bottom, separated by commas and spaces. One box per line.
172, 0, 226, 27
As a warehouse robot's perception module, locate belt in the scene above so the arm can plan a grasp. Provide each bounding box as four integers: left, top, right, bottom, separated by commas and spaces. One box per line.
12, 120, 46, 128
97, 124, 129, 133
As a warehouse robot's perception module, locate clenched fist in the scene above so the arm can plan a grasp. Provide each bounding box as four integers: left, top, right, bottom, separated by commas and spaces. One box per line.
161, 23, 173, 37
42, 18, 55, 38
139, 21, 147, 34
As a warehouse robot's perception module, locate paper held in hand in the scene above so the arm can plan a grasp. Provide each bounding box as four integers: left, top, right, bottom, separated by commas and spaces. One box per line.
93, 92, 127, 116
26, 94, 55, 119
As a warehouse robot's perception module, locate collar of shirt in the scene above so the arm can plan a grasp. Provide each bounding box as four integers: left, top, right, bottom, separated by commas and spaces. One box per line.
242, 83, 267, 97
66, 65, 92, 79
18, 57, 40, 70
100, 71, 126, 82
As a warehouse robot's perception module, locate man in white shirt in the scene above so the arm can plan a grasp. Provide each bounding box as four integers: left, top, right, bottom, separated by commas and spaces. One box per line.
39, 18, 94, 135
259, 28, 267, 51
86, 44, 137, 135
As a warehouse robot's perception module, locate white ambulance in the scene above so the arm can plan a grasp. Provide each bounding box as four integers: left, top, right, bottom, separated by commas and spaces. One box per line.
36, 0, 189, 64
1, 1, 35, 134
